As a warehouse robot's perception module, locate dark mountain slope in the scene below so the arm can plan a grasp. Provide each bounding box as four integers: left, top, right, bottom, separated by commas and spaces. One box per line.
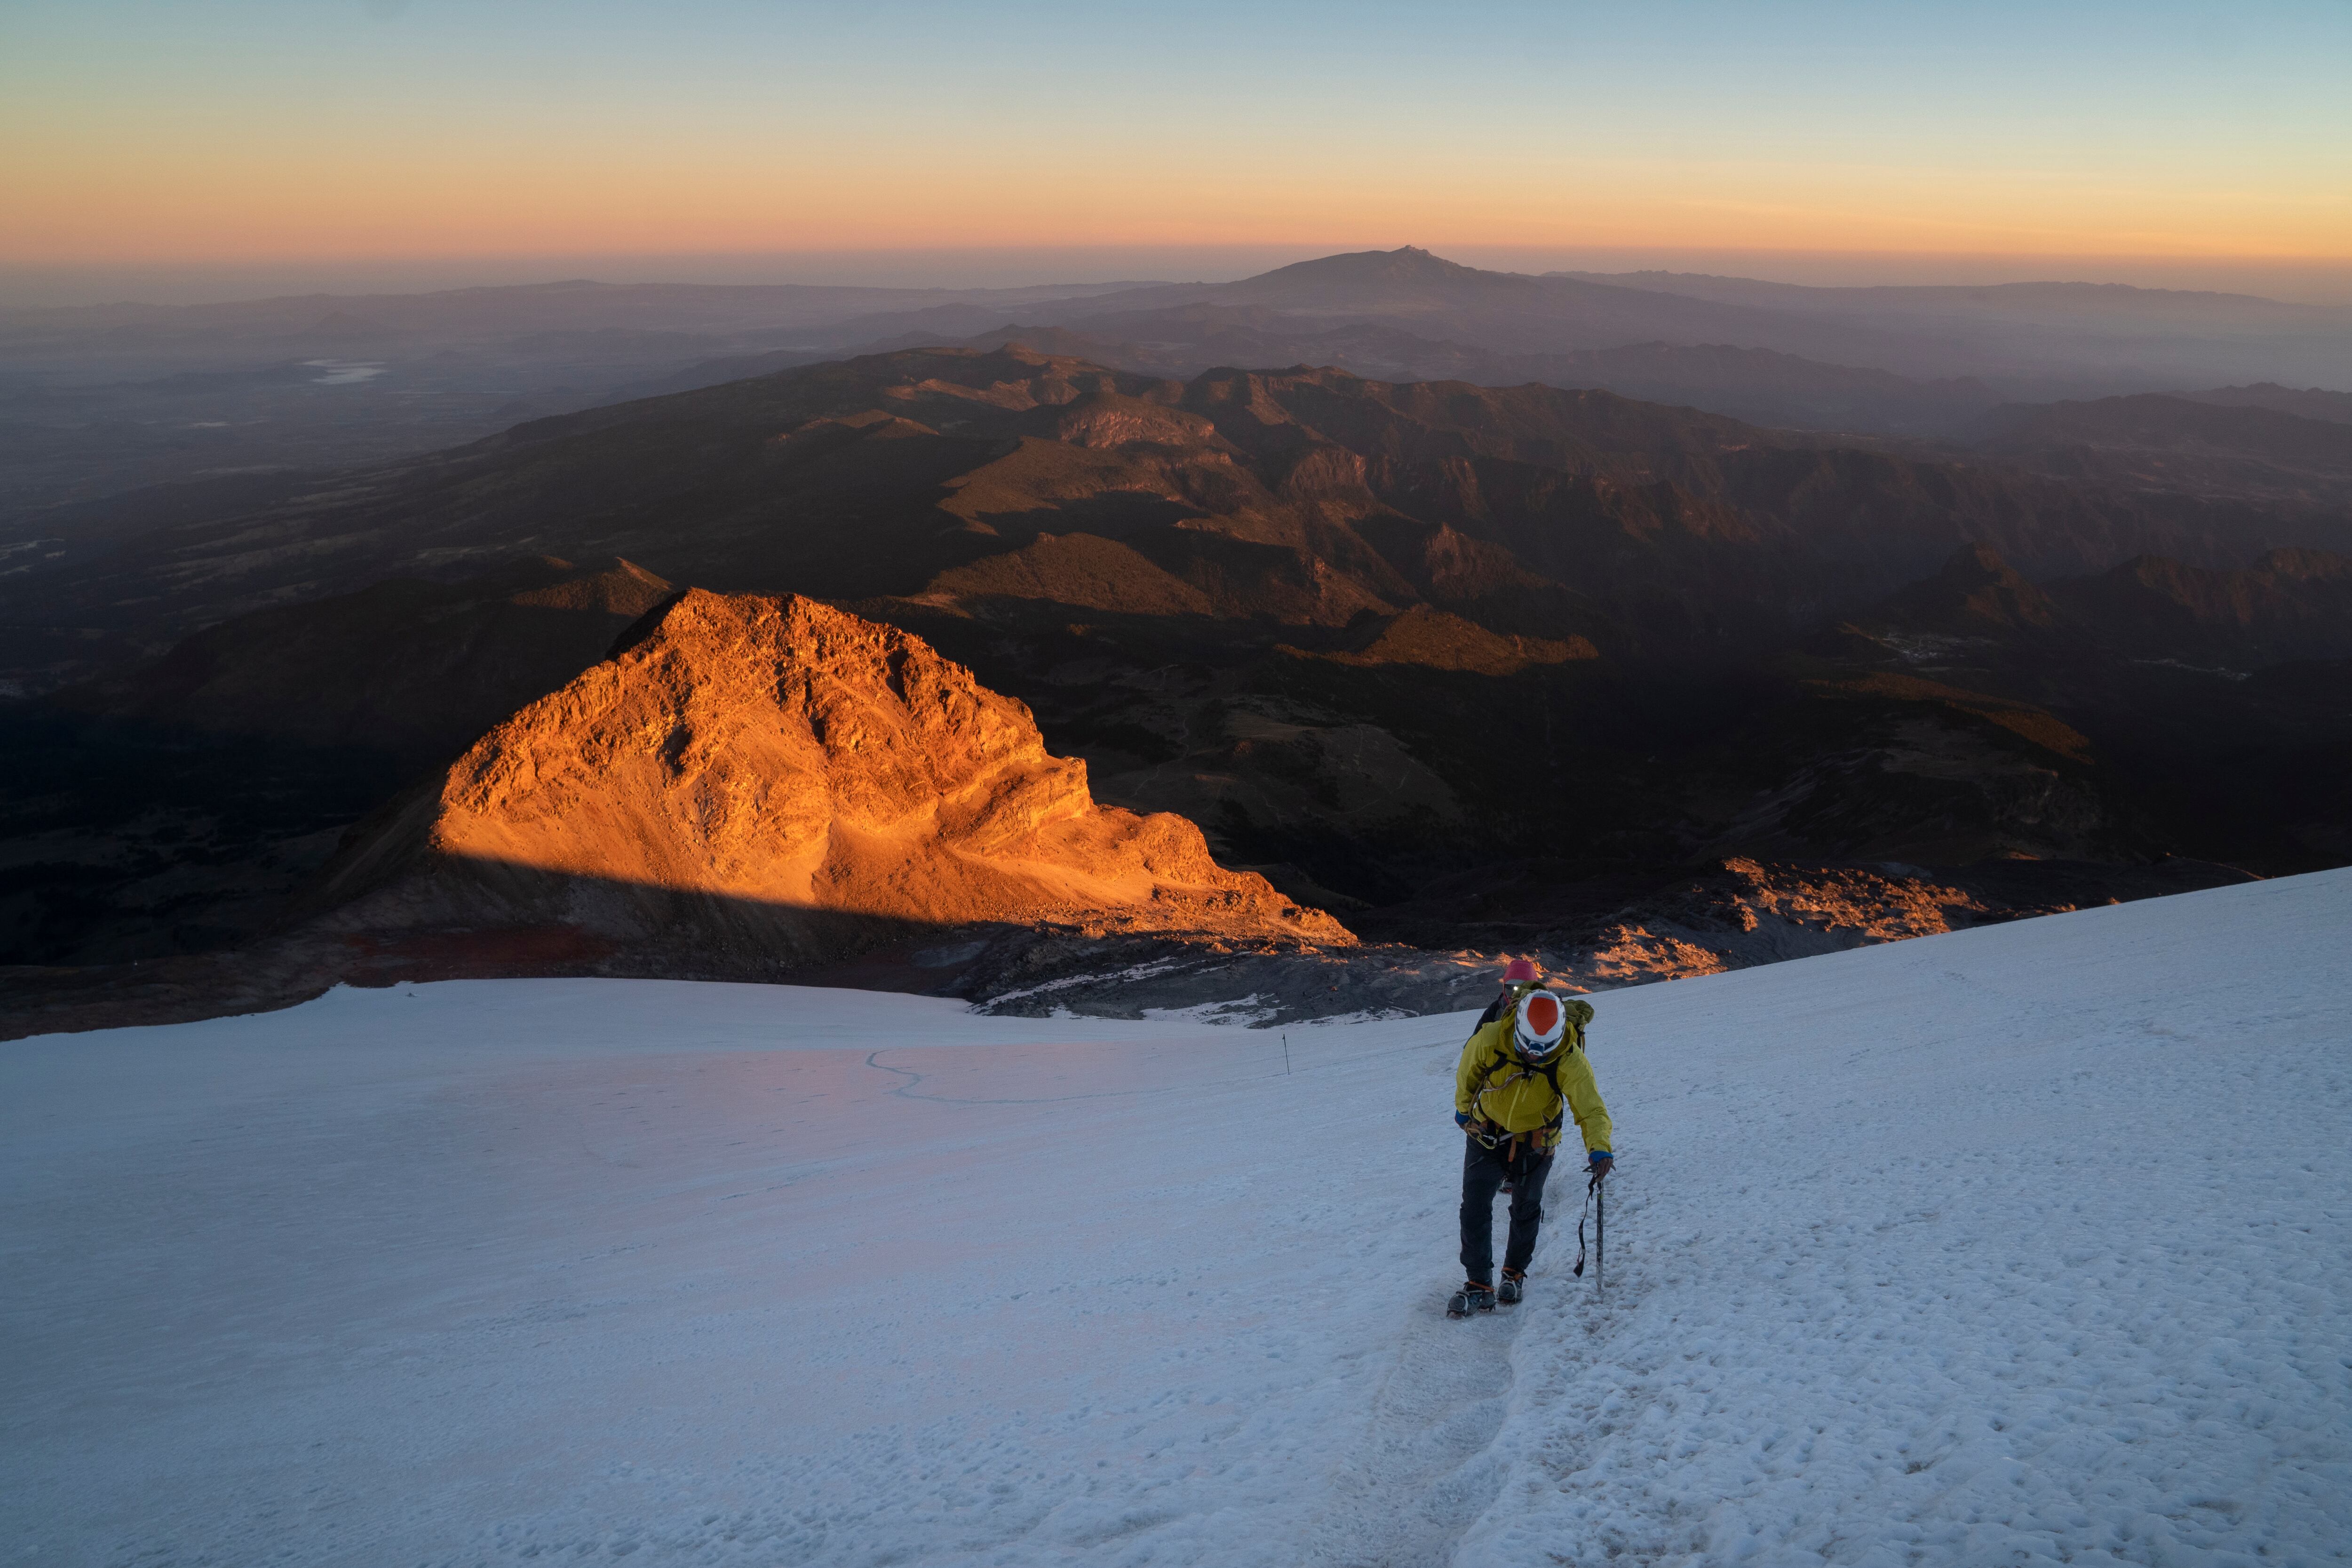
16, 249, 2345, 521
58, 556, 674, 764
9, 346, 2320, 702
1877, 541, 2063, 633
0, 277, 1173, 514
1982, 393, 2352, 467
2049, 548, 2352, 663
1847, 540, 2352, 669
797, 248, 1956, 372
1, 557, 676, 964
2180, 384, 2352, 427
655, 316, 2002, 438
1551, 271, 2352, 388
8, 350, 2346, 1012
1975, 393, 2352, 510
1824, 542, 2352, 871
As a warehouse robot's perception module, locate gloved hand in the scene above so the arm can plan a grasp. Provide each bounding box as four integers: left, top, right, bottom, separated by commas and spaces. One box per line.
1454, 1111, 1472, 1130
1587, 1152, 1613, 1185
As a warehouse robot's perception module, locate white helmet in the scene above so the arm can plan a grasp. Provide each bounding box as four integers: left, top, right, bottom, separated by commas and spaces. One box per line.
1513, 990, 1568, 1060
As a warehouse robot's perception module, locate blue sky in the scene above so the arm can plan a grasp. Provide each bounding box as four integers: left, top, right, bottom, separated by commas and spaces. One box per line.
2, 0, 2347, 299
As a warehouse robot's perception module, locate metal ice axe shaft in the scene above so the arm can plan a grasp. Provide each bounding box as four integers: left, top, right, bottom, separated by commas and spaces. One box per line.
1595, 1174, 1605, 1294
1573, 1170, 1606, 1292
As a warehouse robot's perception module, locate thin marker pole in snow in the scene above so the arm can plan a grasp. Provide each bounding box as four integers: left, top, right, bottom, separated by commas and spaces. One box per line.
1282, 1033, 1292, 1075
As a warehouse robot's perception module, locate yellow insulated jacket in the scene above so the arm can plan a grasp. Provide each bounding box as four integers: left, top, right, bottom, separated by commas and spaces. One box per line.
1455, 996, 1613, 1155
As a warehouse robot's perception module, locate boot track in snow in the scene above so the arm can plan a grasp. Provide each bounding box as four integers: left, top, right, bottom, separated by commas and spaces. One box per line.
1310, 1281, 1527, 1568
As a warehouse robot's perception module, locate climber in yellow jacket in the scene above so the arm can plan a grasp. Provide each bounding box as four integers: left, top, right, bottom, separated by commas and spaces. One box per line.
1447, 958, 1613, 1315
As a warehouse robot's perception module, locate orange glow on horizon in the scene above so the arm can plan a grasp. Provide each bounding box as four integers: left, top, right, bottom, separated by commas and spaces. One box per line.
7, 141, 2348, 268
7, 0, 2345, 281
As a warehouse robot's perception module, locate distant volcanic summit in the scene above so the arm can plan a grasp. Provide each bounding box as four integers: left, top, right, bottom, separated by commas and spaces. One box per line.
1220, 245, 1539, 305
310, 591, 1349, 976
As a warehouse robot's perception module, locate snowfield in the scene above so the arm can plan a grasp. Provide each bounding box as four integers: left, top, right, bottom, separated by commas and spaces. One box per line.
6, 871, 2349, 1567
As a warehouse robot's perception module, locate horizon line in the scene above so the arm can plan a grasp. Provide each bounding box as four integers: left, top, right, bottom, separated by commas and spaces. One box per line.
5, 243, 2351, 312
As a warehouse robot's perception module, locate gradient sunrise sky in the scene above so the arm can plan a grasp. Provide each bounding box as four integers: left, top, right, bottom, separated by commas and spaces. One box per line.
4, 0, 2348, 295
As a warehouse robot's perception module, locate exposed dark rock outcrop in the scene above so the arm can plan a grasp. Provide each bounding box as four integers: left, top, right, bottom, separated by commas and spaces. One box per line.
943, 854, 2258, 1022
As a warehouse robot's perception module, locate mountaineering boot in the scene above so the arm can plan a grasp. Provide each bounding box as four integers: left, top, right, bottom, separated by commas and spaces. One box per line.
1498, 1268, 1526, 1305
1446, 1280, 1497, 1319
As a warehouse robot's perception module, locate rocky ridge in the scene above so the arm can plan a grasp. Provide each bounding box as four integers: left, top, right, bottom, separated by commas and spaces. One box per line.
310, 590, 1350, 965
948, 853, 2254, 1022
0, 595, 2262, 1039
0, 592, 1357, 1038
5, 331, 2340, 1035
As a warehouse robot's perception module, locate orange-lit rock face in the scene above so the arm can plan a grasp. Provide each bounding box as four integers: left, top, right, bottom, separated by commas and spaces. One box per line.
333, 591, 1348, 951
1558, 857, 1991, 987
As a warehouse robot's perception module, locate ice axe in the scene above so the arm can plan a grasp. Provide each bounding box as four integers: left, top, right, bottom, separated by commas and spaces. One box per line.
1573, 1166, 1605, 1294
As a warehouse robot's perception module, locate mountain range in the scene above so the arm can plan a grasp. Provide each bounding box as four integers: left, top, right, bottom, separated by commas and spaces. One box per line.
6, 248, 2347, 514
3, 325, 2344, 1030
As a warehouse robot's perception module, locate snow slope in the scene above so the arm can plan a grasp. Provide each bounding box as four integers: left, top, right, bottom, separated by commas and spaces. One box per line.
5, 870, 2348, 1567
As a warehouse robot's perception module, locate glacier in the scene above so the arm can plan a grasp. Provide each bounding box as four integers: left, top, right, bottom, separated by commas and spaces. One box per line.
4, 870, 2347, 1566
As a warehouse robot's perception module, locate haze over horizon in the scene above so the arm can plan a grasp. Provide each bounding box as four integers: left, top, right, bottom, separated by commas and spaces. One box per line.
8, 244, 2352, 312
6, 0, 2349, 308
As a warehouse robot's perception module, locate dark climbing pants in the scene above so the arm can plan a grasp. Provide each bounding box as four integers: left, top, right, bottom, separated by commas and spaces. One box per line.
1459, 1136, 1555, 1285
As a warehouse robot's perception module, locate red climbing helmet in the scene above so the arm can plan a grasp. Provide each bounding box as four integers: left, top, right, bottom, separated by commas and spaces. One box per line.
1502, 958, 1539, 985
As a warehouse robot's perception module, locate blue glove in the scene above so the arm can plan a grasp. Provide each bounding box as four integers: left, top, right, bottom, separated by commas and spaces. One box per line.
1454, 1111, 1471, 1130
1587, 1151, 1613, 1183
